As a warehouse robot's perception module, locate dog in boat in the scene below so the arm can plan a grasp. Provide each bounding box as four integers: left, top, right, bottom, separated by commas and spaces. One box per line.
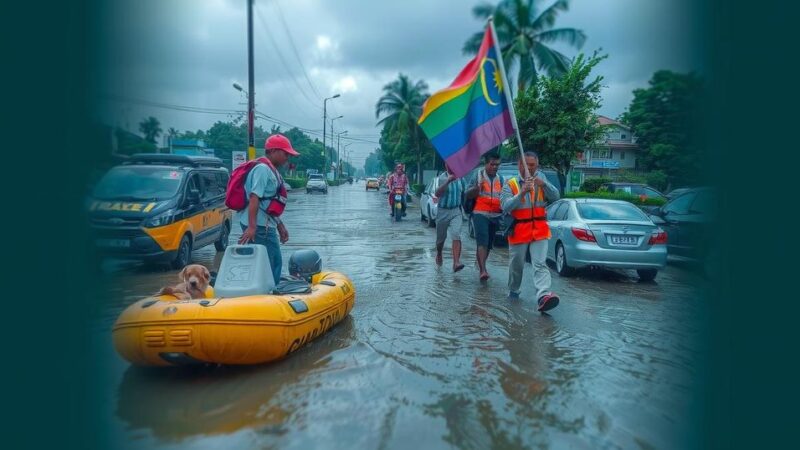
158, 264, 211, 300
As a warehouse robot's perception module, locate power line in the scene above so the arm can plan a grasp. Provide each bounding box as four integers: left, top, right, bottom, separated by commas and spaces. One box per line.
255, 6, 322, 113
272, 0, 322, 100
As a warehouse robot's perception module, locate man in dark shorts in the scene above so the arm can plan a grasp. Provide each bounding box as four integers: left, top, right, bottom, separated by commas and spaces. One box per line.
465, 153, 503, 281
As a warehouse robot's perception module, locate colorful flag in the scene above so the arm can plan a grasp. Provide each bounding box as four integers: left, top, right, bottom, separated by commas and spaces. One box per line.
418, 25, 514, 178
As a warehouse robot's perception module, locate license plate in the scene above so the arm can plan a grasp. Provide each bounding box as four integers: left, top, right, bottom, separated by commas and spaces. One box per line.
96, 238, 130, 248
609, 235, 637, 245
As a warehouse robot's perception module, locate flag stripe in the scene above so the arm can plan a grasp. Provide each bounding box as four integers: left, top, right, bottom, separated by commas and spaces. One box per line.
430, 94, 507, 159
417, 29, 495, 123
419, 83, 485, 138
418, 78, 477, 124
444, 110, 514, 177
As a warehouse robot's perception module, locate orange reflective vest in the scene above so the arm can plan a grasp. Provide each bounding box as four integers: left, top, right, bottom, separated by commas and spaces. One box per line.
473, 173, 503, 214
507, 177, 551, 244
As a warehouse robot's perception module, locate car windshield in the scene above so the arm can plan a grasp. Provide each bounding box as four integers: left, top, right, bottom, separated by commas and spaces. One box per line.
577, 202, 649, 221
309, 174, 323, 180
92, 166, 183, 201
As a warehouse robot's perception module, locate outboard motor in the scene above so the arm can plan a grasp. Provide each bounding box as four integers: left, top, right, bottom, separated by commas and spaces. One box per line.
288, 250, 322, 282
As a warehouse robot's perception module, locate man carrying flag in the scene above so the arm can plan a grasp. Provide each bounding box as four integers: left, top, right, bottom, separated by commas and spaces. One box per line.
419, 19, 560, 312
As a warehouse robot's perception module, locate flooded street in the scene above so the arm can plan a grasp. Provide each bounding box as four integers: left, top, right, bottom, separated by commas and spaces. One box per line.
95, 181, 708, 449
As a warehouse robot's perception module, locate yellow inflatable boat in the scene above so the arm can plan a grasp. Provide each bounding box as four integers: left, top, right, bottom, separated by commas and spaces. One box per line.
112, 271, 355, 366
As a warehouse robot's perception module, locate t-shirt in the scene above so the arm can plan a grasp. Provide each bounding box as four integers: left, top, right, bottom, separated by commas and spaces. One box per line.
436, 172, 465, 209
239, 163, 280, 228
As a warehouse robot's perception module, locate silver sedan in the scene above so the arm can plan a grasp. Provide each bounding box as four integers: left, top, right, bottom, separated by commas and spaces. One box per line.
545, 198, 667, 281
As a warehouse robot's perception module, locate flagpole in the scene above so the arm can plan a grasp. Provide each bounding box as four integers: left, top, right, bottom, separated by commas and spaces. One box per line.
488, 18, 531, 180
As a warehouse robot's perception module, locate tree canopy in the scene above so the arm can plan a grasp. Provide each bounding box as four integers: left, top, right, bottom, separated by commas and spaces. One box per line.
138, 116, 162, 145
620, 70, 705, 188
509, 52, 606, 190
464, 0, 586, 90
375, 74, 435, 183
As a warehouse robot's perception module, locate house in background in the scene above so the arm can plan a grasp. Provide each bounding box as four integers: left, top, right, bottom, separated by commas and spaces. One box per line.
567, 116, 640, 191
168, 139, 215, 157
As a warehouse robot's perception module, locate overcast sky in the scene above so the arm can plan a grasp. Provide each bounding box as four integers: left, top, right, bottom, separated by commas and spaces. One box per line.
95, 0, 700, 169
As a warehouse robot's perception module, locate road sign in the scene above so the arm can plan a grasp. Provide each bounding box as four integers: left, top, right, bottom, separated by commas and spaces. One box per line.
232, 151, 247, 170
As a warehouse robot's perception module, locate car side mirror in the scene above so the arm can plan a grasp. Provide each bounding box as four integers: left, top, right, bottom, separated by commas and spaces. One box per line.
186, 189, 201, 205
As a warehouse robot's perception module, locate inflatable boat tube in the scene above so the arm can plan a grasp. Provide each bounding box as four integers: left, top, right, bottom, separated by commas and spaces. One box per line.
112, 271, 355, 366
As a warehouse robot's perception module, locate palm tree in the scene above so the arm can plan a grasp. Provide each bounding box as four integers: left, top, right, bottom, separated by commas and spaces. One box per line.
463, 0, 586, 91
139, 116, 162, 145
375, 74, 429, 184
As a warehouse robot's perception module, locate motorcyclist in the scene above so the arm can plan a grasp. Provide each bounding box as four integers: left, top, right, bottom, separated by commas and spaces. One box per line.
387, 163, 410, 217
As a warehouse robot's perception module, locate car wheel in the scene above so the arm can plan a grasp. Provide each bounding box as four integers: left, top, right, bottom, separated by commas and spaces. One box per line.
171, 235, 192, 269
555, 243, 575, 277
637, 269, 658, 282
214, 221, 230, 252
426, 207, 435, 227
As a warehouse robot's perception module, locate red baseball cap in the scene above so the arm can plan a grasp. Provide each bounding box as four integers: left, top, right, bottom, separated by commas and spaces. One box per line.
265, 134, 298, 156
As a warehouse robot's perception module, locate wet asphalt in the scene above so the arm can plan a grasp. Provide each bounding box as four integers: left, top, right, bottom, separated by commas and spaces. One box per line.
94, 181, 709, 450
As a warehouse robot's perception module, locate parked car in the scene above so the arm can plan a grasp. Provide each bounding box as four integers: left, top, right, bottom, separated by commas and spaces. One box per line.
599, 182, 666, 201
365, 178, 380, 191
420, 174, 442, 227
646, 187, 715, 264
545, 198, 668, 281
306, 173, 328, 194
88, 153, 232, 269
665, 187, 692, 200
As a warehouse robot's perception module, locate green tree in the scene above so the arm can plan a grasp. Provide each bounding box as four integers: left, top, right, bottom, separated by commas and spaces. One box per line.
138, 116, 162, 145
464, 0, 586, 91
620, 71, 704, 188
510, 52, 606, 190
375, 74, 430, 183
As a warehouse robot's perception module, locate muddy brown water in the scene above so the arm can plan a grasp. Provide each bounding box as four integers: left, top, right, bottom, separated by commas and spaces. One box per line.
93, 181, 708, 449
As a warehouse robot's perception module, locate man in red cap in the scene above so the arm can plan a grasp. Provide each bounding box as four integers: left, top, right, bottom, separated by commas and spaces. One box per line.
238, 134, 298, 283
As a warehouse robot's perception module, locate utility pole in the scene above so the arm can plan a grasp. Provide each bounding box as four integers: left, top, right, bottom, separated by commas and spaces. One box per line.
246, 0, 256, 160
323, 95, 340, 174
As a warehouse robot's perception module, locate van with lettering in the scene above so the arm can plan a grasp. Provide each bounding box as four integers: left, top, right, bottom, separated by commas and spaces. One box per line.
88, 154, 232, 268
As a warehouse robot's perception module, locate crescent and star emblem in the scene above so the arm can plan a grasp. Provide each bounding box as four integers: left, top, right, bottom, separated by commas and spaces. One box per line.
480, 57, 503, 106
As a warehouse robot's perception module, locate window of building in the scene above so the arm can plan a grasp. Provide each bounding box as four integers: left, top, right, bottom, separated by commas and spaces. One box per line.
620, 151, 625, 160
596, 149, 611, 159
621, 134, 627, 139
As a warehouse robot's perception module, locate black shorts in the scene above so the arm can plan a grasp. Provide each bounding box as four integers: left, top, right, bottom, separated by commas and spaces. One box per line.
472, 214, 499, 249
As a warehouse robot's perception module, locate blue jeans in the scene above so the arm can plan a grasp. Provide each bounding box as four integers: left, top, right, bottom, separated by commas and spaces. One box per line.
241, 224, 282, 283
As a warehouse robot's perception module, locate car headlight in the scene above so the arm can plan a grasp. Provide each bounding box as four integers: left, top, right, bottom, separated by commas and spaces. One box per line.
143, 210, 176, 228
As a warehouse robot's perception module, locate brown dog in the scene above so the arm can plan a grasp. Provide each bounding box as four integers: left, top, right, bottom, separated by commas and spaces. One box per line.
158, 264, 211, 300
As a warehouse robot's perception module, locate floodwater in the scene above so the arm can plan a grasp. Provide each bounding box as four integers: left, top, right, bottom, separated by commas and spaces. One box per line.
94, 181, 708, 449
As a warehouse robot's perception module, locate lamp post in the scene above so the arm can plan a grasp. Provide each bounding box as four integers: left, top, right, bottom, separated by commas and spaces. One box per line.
336, 130, 348, 179
343, 142, 353, 178
322, 94, 340, 173
329, 115, 343, 179
245, 0, 256, 160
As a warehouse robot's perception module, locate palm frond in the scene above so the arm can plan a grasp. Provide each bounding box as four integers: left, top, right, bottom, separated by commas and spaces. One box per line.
532, 42, 571, 77
462, 31, 485, 55
471, 2, 495, 19
535, 27, 586, 48
531, 0, 569, 31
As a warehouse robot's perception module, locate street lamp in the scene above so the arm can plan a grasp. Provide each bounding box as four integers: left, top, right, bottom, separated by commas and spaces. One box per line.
343, 142, 354, 177
322, 94, 341, 172
329, 115, 343, 178
336, 130, 348, 179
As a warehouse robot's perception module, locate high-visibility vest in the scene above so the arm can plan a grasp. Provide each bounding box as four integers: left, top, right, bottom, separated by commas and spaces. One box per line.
507, 177, 551, 244
473, 172, 503, 214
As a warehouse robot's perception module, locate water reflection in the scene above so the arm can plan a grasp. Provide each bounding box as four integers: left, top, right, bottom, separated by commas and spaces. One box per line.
116, 317, 356, 442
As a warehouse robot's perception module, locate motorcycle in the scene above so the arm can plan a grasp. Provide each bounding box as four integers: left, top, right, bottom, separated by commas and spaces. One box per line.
391, 188, 406, 222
